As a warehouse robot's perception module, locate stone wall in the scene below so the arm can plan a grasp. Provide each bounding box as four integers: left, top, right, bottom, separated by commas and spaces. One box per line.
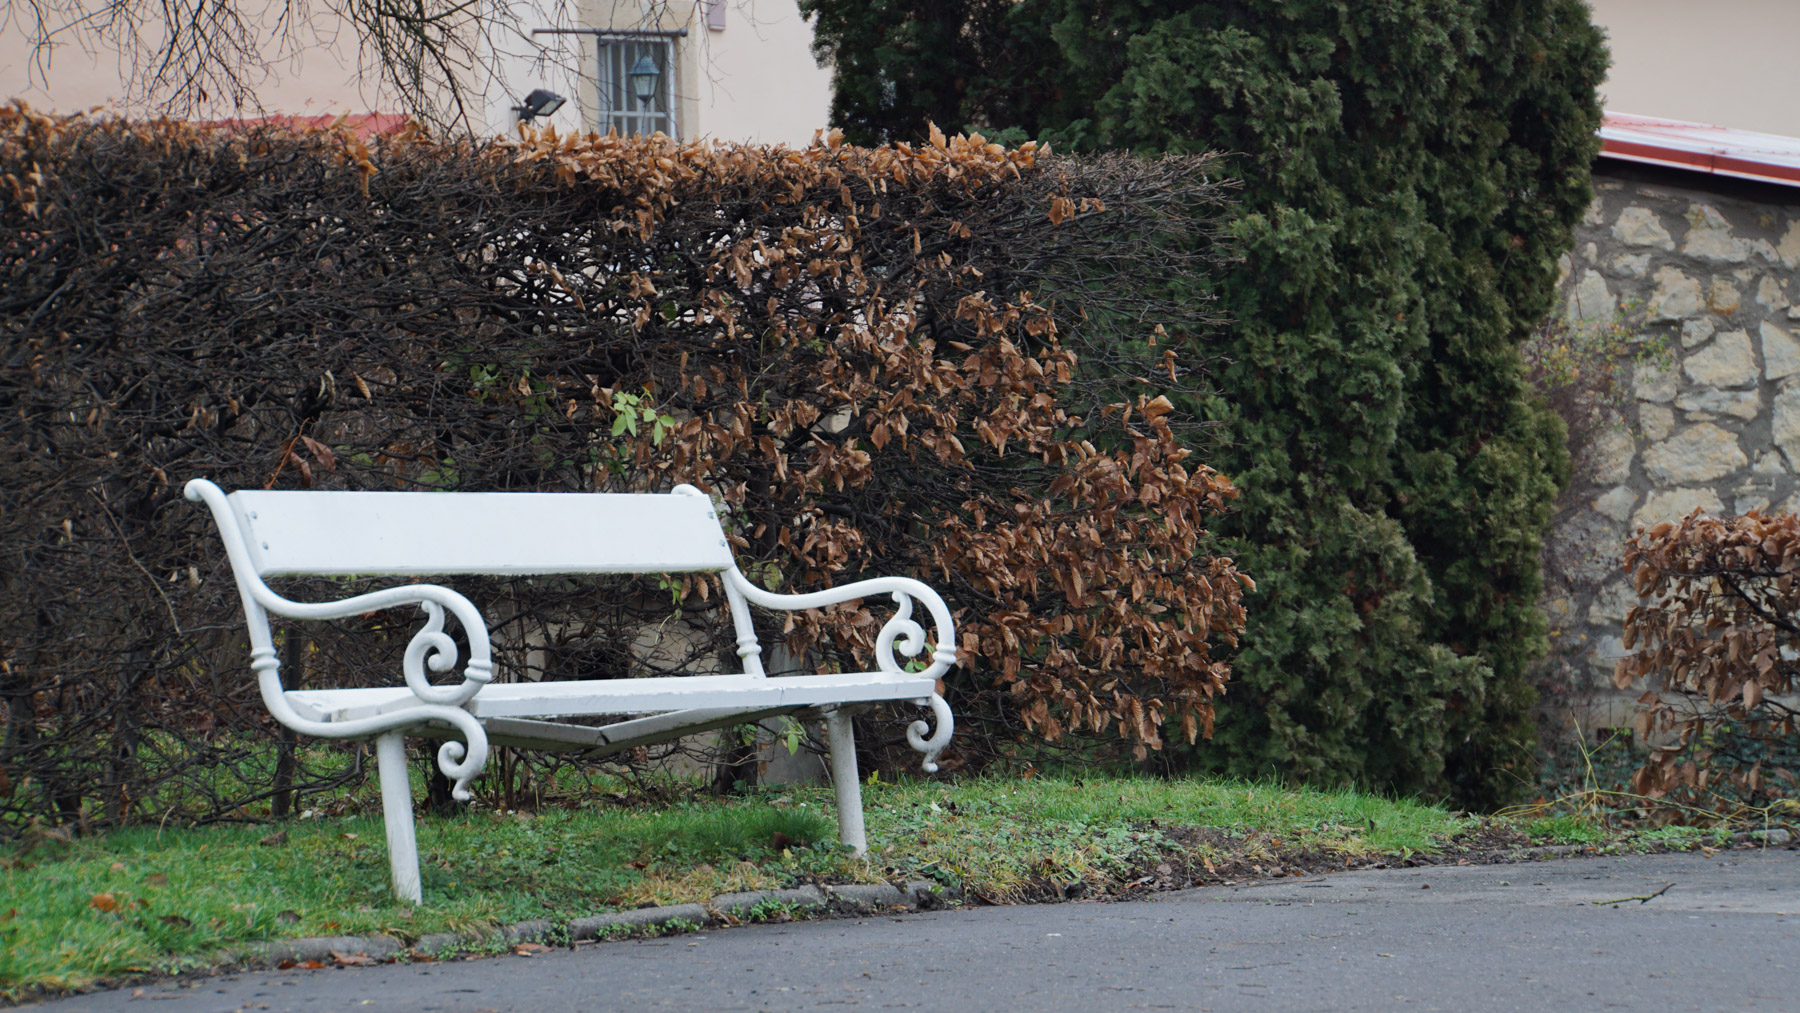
1543, 164, 1800, 732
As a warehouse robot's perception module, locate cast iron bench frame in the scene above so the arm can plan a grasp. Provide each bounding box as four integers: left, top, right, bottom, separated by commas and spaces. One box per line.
186, 479, 955, 902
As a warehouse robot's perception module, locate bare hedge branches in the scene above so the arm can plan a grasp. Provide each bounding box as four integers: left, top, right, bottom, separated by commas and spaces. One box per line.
0, 107, 1242, 831
1616, 511, 1800, 817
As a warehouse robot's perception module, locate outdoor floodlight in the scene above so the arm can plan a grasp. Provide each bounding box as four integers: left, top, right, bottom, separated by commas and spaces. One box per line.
515, 89, 566, 122
628, 55, 661, 106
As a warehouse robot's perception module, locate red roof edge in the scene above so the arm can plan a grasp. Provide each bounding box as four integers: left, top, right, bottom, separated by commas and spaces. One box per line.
1599, 112, 1800, 189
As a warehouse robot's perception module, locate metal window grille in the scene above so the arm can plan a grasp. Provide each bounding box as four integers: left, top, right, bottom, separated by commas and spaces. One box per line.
596, 39, 677, 139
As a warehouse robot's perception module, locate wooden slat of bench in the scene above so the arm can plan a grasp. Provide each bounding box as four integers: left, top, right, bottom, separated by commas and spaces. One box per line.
228, 489, 734, 577
286, 672, 936, 724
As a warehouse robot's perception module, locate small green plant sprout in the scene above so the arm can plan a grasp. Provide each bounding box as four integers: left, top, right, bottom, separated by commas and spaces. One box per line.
416, 453, 459, 490
1524, 301, 1671, 445
468, 362, 502, 397
1629, 824, 1719, 851
652, 917, 704, 937
721, 714, 810, 759
654, 573, 687, 610
746, 897, 811, 922
773, 716, 805, 756
1524, 812, 1605, 845
744, 560, 784, 591
730, 722, 760, 749
609, 389, 676, 446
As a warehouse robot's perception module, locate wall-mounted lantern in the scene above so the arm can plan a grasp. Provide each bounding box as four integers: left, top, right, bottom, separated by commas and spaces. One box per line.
514, 89, 566, 122
628, 55, 661, 108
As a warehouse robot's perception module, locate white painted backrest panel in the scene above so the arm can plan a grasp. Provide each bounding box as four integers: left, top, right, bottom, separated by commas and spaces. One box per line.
228, 491, 734, 577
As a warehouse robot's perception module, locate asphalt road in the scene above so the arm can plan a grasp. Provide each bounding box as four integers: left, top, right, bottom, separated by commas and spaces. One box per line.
35, 849, 1800, 1012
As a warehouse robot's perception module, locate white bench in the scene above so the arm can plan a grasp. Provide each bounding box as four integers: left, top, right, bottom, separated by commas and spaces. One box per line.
185, 479, 956, 903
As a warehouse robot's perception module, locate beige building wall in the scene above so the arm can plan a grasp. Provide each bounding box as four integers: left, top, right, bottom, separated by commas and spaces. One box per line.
17, 2, 1796, 144
571, 0, 830, 146
1587, 0, 1800, 138
1, 0, 830, 146
693, 0, 833, 146
0, 11, 374, 118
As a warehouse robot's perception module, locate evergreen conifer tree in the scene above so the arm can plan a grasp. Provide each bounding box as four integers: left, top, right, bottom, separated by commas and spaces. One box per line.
803, 0, 1607, 805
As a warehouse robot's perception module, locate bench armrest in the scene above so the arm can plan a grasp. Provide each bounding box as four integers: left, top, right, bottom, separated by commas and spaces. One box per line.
722, 569, 959, 682
722, 567, 957, 771
187, 479, 493, 798
187, 479, 496, 705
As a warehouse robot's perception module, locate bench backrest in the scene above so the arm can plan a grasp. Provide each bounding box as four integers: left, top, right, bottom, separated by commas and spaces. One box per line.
226, 489, 735, 577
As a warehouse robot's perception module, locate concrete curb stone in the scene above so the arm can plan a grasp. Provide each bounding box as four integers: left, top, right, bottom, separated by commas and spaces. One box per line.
253, 852, 1723, 969
566, 902, 712, 941
412, 932, 466, 955
824, 882, 906, 908
1517, 845, 1589, 859
906, 880, 955, 908
706, 885, 827, 916
498, 919, 557, 945
197, 842, 1797, 977
249, 933, 404, 965
233, 882, 963, 967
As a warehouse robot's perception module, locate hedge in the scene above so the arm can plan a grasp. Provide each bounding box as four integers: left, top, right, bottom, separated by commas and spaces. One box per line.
0, 109, 1244, 829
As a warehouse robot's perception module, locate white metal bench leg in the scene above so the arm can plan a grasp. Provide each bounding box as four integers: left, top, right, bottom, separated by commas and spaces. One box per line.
824, 708, 867, 856
375, 731, 424, 904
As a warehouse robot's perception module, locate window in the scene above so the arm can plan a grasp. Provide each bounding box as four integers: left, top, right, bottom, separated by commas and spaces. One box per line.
595, 38, 676, 139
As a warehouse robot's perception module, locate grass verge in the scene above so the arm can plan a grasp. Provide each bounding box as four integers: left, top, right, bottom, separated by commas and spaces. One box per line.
0, 772, 1699, 1000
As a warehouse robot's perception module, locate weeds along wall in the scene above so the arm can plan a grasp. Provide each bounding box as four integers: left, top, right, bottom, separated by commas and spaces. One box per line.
0, 108, 1248, 831
803, 0, 1609, 806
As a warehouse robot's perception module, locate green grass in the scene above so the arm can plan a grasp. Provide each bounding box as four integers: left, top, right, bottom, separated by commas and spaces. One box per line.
1626, 824, 1731, 849
855, 776, 1464, 895
1, 774, 1471, 997
1521, 812, 1607, 845
0, 802, 833, 995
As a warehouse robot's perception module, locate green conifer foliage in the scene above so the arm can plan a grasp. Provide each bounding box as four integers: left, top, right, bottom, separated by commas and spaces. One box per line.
803, 0, 1606, 806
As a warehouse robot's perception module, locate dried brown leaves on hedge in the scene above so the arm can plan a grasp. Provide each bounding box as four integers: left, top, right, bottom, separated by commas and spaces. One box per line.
1, 106, 1242, 828
499, 123, 1250, 755
1616, 511, 1800, 816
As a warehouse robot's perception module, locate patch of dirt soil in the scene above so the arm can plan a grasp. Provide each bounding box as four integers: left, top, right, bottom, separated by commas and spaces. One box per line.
942, 818, 1799, 908
1082, 819, 1787, 902
994, 820, 1591, 903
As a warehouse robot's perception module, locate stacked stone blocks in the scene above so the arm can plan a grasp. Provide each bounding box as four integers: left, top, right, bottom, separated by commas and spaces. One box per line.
1548, 172, 1800, 722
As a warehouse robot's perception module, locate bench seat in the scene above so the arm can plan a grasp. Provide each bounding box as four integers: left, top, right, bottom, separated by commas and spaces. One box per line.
288, 671, 938, 723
